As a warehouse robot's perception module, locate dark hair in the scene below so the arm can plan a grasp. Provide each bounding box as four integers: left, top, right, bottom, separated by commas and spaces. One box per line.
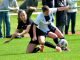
18, 9, 26, 23
42, 5, 49, 12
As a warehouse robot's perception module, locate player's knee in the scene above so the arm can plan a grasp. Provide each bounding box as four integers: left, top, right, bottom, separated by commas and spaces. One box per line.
38, 36, 45, 44
39, 39, 45, 45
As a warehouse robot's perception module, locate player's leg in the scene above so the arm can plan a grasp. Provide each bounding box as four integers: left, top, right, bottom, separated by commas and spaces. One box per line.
27, 43, 37, 53
26, 40, 39, 53
38, 35, 62, 52
47, 31, 59, 45
54, 27, 64, 39
38, 35, 45, 52
54, 28, 69, 51
36, 28, 62, 52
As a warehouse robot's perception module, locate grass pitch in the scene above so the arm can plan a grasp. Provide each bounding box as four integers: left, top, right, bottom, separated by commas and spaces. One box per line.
0, 35, 80, 60
0, 12, 80, 60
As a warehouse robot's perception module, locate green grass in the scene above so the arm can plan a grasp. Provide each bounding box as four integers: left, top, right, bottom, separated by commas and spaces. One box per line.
0, 35, 80, 60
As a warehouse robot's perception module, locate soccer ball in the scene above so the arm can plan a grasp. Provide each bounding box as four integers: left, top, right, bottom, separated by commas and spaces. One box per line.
59, 39, 68, 48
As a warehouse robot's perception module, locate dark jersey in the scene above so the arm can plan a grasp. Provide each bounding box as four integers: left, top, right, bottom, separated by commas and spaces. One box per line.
17, 19, 45, 39
17, 19, 33, 30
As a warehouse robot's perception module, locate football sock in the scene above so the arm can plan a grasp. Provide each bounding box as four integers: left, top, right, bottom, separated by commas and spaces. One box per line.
60, 37, 65, 39
44, 41, 56, 49
32, 47, 40, 53
53, 38, 59, 45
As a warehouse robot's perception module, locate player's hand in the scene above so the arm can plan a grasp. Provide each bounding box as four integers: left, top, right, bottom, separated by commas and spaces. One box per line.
32, 36, 37, 41
29, 7, 37, 11
56, 46, 62, 52
17, 33, 21, 36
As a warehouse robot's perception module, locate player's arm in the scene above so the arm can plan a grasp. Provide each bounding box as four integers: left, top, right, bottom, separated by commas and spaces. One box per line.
57, 6, 70, 11
32, 24, 37, 41
50, 6, 70, 13
4, 29, 19, 43
17, 25, 31, 36
27, 6, 37, 11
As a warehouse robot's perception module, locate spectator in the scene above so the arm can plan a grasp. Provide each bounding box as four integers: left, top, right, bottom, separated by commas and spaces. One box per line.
55, 0, 67, 34
42, 0, 55, 8
65, 0, 77, 34
20, 0, 38, 18
0, 0, 19, 38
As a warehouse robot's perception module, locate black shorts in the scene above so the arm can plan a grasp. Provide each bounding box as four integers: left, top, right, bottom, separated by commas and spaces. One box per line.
48, 24, 56, 33
29, 27, 46, 44
29, 27, 46, 38
47, 27, 56, 35
50, 27, 56, 33
29, 39, 39, 45
36, 28, 46, 36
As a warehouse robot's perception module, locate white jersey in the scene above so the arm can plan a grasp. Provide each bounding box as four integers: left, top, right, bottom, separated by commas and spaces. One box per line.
35, 8, 57, 33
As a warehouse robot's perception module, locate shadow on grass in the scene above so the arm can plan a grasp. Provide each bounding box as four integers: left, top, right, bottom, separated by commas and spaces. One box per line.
0, 51, 57, 56
0, 53, 26, 56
